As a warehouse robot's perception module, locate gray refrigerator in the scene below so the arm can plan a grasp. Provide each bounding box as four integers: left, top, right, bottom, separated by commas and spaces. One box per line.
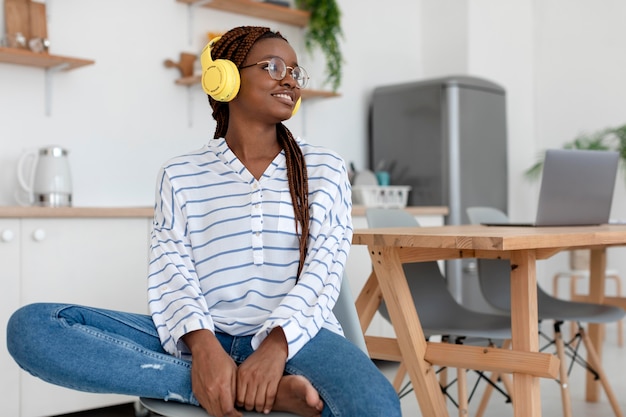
368, 75, 508, 307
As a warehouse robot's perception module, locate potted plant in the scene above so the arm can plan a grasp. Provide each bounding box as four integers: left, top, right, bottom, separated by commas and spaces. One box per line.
294, 0, 343, 92
524, 123, 626, 286
524, 123, 626, 181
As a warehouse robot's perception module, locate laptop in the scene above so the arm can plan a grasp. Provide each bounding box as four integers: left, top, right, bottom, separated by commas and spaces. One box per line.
484, 149, 619, 227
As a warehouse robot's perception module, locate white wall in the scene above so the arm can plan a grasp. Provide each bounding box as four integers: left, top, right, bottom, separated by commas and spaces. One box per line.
532, 0, 626, 286
0, 0, 421, 207
2, 0, 626, 287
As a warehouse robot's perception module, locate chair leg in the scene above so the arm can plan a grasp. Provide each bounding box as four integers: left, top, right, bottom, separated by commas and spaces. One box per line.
457, 368, 469, 417
393, 362, 407, 392
579, 326, 625, 417
474, 371, 496, 417
610, 274, 624, 348
474, 340, 513, 417
569, 276, 579, 339
552, 272, 560, 298
566, 270, 625, 348
571, 274, 624, 348
554, 323, 573, 417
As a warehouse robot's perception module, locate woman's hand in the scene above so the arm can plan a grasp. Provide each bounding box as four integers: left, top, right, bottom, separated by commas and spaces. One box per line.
236, 327, 288, 414
183, 330, 242, 417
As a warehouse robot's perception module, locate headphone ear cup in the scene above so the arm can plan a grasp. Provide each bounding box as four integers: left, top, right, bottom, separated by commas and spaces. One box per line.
200, 38, 241, 102
291, 97, 302, 117
202, 59, 240, 102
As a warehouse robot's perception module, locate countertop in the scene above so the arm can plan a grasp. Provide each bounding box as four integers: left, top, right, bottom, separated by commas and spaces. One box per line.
0, 205, 448, 218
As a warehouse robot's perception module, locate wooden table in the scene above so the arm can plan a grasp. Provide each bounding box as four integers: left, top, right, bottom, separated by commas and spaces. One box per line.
352, 224, 626, 417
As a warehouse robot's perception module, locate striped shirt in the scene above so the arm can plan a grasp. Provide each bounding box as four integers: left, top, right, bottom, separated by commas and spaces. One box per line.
148, 137, 353, 360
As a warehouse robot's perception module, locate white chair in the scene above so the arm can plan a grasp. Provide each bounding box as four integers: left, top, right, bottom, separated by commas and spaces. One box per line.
552, 250, 624, 347
365, 208, 514, 417
466, 206, 626, 417
137, 276, 368, 417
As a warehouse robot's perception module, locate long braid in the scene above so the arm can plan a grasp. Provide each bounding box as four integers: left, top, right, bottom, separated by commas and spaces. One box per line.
277, 124, 309, 277
208, 26, 310, 279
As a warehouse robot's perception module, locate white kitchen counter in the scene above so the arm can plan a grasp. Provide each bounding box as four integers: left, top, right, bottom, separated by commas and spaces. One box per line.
0, 205, 448, 218
0, 204, 447, 415
0, 206, 154, 218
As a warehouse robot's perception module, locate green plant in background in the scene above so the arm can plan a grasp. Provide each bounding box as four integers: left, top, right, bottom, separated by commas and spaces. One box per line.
295, 0, 343, 92
524, 123, 626, 181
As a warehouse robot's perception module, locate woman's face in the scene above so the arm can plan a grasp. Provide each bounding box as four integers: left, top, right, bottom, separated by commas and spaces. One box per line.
235, 37, 302, 123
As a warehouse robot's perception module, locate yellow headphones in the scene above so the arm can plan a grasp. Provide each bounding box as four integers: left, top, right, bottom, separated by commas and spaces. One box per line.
200, 36, 240, 102
200, 36, 301, 115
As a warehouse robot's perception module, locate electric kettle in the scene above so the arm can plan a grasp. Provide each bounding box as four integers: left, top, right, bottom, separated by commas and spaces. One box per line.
16, 146, 73, 207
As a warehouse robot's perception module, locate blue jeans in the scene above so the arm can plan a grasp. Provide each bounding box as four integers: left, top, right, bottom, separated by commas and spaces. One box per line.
7, 303, 400, 417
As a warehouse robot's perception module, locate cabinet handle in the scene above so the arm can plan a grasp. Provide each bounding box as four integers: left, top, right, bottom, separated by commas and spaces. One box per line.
32, 228, 46, 242
1, 229, 15, 242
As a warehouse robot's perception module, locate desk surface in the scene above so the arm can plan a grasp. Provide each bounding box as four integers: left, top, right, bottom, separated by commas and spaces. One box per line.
353, 224, 626, 251
352, 224, 626, 417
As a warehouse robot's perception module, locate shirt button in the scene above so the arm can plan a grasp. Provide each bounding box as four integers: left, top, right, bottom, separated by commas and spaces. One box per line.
255, 231, 260, 236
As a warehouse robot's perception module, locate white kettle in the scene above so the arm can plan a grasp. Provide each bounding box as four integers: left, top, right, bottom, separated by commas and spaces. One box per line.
16, 146, 73, 207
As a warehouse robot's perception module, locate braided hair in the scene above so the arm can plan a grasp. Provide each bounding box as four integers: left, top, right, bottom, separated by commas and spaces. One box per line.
208, 26, 310, 279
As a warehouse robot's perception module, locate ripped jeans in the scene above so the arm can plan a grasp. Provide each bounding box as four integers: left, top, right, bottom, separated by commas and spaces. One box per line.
6, 303, 400, 417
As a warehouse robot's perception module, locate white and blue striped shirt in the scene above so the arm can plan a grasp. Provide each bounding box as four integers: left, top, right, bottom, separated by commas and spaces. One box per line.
148, 137, 353, 360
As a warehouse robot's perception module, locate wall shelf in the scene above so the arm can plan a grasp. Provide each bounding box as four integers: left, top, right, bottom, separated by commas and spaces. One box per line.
176, 0, 310, 27
174, 75, 339, 100
0, 47, 94, 70
0, 47, 95, 116
300, 89, 340, 100
173, 0, 336, 127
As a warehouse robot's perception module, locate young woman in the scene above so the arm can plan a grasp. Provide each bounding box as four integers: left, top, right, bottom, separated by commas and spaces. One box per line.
7, 26, 401, 417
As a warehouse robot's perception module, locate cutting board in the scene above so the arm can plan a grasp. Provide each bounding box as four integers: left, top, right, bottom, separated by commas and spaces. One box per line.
29, 1, 48, 40
5, 0, 31, 39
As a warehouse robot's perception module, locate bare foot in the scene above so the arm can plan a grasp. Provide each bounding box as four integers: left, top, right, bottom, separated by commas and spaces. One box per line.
273, 375, 324, 417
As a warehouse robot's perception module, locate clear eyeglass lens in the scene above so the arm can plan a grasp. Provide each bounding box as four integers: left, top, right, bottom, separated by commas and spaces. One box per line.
266, 58, 308, 88
267, 58, 286, 80
292, 66, 309, 88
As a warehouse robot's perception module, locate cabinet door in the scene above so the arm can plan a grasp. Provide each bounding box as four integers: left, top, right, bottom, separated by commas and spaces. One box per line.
0, 219, 21, 417
19, 218, 150, 417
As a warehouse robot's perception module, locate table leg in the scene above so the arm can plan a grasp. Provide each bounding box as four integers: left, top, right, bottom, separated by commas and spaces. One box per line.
586, 248, 607, 402
509, 250, 542, 417
369, 246, 449, 417
354, 271, 383, 334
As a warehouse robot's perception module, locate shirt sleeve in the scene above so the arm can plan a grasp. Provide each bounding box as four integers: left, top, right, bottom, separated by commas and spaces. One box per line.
251, 156, 353, 359
147, 166, 214, 358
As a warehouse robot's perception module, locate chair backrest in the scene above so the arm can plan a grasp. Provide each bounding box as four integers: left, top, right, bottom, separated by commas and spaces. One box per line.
364, 208, 479, 334
466, 206, 626, 325
466, 206, 509, 225
466, 206, 516, 312
334, 274, 368, 355
366, 207, 419, 228
466, 206, 561, 313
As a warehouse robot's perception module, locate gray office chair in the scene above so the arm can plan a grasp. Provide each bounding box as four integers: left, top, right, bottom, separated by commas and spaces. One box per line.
466, 206, 626, 417
137, 276, 368, 417
365, 208, 514, 416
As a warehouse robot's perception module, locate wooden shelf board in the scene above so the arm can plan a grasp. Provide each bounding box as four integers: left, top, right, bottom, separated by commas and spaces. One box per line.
301, 89, 340, 100
177, 0, 310, 27
176, 74, 201, 86
175, 75, 339, 100
0, 47, 94, 70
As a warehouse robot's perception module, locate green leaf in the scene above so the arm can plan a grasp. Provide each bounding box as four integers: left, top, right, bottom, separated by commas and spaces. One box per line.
524, 123, 626, 183
295, 0, 343, 91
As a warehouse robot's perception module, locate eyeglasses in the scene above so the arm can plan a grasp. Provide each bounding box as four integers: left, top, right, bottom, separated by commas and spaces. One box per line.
240, 57, 309, 89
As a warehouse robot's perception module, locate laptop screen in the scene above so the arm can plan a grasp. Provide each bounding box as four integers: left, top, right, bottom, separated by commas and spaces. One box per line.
535, 149, 619, 226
